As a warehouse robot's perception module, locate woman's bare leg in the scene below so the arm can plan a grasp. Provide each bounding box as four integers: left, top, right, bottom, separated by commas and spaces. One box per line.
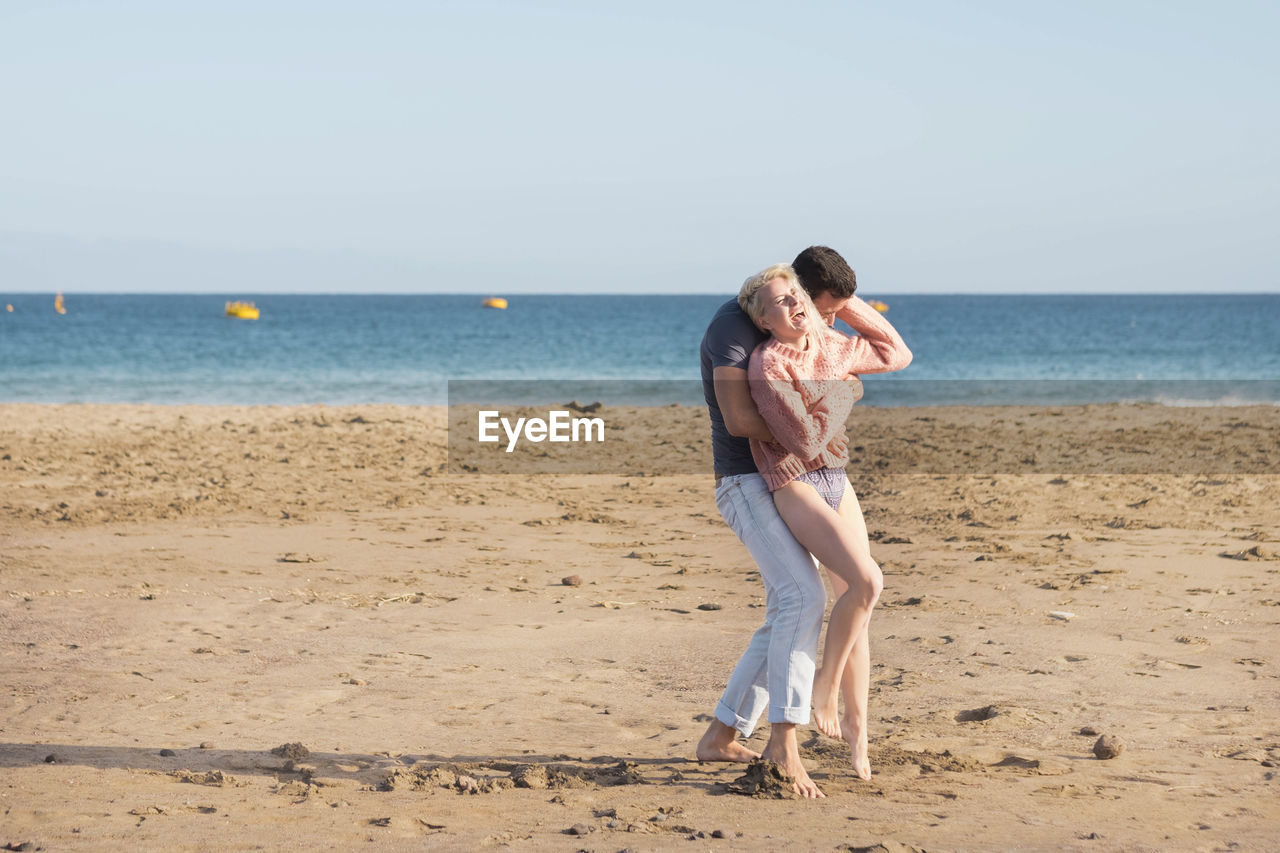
826, 568, 872, 779
773, 481, 883, 741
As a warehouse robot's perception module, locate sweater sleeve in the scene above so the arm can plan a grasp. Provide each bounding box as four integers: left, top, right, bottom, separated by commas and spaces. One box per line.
749, 350, 854, 462
833, 297, 913, 374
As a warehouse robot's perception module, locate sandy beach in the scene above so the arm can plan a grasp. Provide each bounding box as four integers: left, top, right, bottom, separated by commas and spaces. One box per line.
2, 402, 1278, 851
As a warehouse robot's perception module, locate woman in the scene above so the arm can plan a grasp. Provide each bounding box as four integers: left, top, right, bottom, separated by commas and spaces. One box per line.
738, 262, 912, 780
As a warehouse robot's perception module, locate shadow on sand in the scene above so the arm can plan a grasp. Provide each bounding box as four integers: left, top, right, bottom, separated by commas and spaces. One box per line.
0, 741, 750, 795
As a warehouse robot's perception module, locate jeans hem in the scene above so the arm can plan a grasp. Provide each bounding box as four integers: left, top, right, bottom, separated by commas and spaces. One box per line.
770, 705, 811, 726
715, 701, 756, 738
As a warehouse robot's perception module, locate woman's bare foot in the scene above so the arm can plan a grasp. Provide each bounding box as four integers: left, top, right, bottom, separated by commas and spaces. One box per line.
696, 720, 761, 763
841, 719, 872, 780
811, 670, 842, 738
760, 743, 825, 799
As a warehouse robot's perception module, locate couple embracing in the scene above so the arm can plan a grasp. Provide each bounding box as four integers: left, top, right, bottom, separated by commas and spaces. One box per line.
695, 246, 912, 798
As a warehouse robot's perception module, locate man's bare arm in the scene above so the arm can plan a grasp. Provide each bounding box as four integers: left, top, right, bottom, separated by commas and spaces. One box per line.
713, 366, 775, 442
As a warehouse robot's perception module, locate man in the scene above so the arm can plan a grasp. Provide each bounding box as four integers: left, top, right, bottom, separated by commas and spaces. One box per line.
695, 245, 858, 799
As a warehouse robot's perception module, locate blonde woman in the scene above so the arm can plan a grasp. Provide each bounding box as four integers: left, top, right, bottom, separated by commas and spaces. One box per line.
738, 256, 911, 779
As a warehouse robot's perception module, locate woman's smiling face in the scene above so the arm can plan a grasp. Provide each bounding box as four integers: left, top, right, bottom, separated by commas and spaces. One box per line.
757, 276, 810, 343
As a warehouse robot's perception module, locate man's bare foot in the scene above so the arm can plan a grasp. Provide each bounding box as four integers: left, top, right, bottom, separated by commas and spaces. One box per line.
696, 719, 761, 763
761, 743, 825, 799
811, 672, 842, 739
841, 719, 872, 780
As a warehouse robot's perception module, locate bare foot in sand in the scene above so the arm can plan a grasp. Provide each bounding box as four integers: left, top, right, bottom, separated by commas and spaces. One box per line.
761, 740, 825, 799
696, 719, 761, 763
841, 719, 872, 780
811, 668, 841, 738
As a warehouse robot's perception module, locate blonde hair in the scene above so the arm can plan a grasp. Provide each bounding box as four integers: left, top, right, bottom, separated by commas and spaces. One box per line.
738, 263, 824, 351
738, 264, 796, 323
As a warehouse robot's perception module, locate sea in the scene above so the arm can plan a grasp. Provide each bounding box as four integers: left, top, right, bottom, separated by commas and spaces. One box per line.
1, 293, 1278, 406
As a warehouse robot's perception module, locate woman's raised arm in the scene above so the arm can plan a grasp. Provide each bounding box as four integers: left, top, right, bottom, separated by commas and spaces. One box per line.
833, 297, 913, 374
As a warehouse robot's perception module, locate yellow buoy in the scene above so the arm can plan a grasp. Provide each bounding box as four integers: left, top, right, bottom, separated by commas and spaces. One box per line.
867, 299, 889, 313
225, 300, 260, 319
482, 297, 507, 309
5, 304, 12, 312
54, 292, 66, 315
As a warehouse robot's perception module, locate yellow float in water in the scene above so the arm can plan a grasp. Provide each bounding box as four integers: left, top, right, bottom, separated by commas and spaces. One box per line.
867, 299, 889, 313
225, 301, 260, 319
5, 304, 12, 313
482, 297, 508, 309
54, 292, 66, 315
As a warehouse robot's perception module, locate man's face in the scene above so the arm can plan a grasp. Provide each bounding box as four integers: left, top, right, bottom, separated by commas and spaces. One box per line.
809, 291, 851, 326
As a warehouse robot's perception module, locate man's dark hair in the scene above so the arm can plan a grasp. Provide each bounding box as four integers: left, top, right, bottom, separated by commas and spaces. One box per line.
792, 245, 857, 298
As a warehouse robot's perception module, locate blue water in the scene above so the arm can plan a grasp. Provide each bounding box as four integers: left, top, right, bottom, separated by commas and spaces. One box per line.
1, 294, 1278, 405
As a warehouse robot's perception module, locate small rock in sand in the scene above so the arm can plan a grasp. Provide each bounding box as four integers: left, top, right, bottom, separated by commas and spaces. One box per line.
199, 742, 215, 750
271, 742, 311, 761
1048, 611, 1076, 621
561, 575, 582, 587
159, 749, 176, 757
1093, 735, 1125, 759
1079, 726, 1100, 736
566, 822, 593, 836
697, 602, 723, 611
956, 705, 999, 722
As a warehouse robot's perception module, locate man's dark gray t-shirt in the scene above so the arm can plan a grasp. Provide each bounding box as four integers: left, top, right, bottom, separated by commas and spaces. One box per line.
700, 298, 768, 477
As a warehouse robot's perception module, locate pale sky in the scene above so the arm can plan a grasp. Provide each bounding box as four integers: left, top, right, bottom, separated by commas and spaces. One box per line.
2, 1, 1276, 293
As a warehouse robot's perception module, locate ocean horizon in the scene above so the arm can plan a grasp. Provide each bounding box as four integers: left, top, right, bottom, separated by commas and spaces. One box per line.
3, 293, 1278, 406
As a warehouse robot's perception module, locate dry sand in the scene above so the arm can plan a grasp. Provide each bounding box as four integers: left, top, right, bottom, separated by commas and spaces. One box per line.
2, 402, 1278, 851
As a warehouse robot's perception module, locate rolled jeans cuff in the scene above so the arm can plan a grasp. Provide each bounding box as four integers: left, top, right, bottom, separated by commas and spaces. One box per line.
771, 704, 811, 726
715, 700, 756, 737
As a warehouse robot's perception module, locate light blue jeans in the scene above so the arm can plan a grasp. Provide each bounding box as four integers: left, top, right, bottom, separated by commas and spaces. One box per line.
713, 473, 826, 734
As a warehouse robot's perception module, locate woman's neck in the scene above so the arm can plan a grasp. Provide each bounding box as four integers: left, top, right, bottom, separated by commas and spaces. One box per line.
773, 332, 808, 350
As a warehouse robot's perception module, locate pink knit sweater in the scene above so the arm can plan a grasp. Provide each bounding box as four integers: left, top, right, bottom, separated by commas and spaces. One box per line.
748, 297, 913, 491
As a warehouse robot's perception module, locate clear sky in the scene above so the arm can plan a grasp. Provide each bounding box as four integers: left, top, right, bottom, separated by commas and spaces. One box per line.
2, 1, 1276, 293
